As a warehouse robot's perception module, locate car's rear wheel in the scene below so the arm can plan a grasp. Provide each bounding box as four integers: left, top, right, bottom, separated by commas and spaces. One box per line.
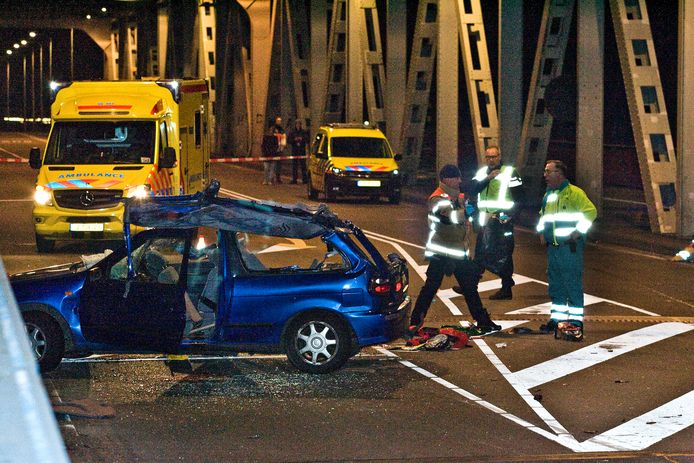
23, 312, 64, 372
307, 175, 318, 200
35, 233, 55, 253
285, 312, 351, 374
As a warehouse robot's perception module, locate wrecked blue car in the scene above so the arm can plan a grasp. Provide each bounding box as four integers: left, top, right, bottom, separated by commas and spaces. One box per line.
11, 180, 410, 373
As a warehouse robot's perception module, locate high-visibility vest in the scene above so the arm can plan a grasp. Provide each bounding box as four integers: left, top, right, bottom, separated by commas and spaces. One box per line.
537, 181, 597, 245
474, 165, 521, 225
424, 188, 471, 259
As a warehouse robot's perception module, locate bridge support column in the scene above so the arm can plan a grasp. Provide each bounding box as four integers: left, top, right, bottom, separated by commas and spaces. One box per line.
577, 0, 604, 214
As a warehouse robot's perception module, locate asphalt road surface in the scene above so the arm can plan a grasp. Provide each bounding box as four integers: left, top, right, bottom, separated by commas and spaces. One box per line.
1, 131, 693, 463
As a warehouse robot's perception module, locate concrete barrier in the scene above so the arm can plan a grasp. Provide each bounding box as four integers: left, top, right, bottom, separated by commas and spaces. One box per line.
0, 257, 70, 463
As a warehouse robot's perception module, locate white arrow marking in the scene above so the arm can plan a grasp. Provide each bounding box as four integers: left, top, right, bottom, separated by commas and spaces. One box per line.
511, 322, 694, 390
584, 390, 694, 451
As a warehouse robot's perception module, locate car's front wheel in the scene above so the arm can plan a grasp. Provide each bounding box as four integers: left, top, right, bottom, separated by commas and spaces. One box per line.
285, 312, 351, 374
23, 311, 65, 372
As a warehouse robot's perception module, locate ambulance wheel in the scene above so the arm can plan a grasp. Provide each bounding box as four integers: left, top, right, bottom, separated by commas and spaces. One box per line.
24, 311, 65, 372
35, 234, 55, 253
307, 176, 318, 200
285, 312, 351, 374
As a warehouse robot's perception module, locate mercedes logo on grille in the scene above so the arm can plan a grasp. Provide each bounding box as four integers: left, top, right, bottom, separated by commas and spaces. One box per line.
80, 191, 95, 207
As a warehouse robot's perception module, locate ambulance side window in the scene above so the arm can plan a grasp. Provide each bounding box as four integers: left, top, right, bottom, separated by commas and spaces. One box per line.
159, 122, 168, 150
194, 112, 202, 148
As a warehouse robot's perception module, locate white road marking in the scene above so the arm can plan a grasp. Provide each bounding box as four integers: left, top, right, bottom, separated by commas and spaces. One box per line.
473, 338, 579, 441
510, 322, 694, 390
375, 347, 606, 452
44, 379, 78, 436
459, 319, 529, 331
206, 186, 694, 452
0, 146, 22, 158
584, 390, 694, 451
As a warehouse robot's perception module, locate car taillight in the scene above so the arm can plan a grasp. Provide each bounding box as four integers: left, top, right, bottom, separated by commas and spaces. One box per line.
370, 278, 391, 294
370, 278, 403, 294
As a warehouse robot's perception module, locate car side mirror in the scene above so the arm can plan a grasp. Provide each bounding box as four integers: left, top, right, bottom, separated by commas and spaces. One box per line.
29, 147, 42, 169
394, 153, 402, 162
159, 146, 176, 169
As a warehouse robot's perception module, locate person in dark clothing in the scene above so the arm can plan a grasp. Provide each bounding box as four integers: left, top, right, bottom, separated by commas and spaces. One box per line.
273, 116, 287, 184
455, 146, 523, 300
409, 164, 501, 335
288, 120, 309, 184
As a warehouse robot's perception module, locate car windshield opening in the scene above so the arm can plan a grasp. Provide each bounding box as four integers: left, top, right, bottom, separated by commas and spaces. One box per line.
44, 121, 157, 165
330, 137, 391, 158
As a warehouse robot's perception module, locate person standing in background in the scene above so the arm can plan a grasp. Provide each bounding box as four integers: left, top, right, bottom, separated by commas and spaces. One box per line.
273, 116, 287, 184
288, 120, 309, 184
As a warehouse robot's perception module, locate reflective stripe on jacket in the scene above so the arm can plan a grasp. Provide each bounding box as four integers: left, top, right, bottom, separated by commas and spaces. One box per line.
424, 187, 470, 259
474, 164, 522, 226
537, 181, 597, 245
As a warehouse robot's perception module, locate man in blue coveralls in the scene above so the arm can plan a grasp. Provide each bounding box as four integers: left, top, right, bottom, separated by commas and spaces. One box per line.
537, 160, 597, 341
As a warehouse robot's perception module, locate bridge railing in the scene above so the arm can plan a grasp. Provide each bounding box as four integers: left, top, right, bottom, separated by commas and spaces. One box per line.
0, 257, 70, 463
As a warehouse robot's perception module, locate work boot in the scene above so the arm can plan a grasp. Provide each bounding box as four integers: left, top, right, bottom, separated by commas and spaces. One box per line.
473, 320, 502, 335
489, 287, 512, 300
539, 319, 557, 334
555, 321, 584, 342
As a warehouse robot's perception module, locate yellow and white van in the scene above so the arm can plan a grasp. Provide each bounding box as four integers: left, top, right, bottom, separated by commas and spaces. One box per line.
29, 79, 210, 252
306, 123, 402, 203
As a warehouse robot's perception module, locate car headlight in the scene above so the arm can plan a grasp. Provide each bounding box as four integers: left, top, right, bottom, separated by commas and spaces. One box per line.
126, 184, 152, 199
34, 185, 53, 206
392, 169, 399, 175
331, 167, 341, 175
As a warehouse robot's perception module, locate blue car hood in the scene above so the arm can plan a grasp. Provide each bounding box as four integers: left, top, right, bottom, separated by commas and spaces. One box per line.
10, 261, 81, 282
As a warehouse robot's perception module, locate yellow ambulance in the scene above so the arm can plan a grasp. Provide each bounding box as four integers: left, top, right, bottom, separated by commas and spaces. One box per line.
29, 79, 210, 252
306, 123, 402, 203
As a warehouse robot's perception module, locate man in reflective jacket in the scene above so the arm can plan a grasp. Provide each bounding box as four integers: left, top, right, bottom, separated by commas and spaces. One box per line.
466, 145, 523, 300
409, 164, 500, 334
537, 160, 597, 341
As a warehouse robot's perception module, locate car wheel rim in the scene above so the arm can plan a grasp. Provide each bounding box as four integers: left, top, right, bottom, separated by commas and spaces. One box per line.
25, 322, 46, 360
295, 321, 338, 366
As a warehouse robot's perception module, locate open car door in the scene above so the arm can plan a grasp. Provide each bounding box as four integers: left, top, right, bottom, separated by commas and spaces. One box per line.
79, 231, 191, 353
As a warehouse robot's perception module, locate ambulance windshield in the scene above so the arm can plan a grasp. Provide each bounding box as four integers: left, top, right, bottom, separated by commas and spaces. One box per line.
44, 121, 157, 165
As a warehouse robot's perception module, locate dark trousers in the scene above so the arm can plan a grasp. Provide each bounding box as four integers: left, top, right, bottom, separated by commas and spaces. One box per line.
474, 218, 515, 289
292, 155, 307, 183
410, 255, 489, 326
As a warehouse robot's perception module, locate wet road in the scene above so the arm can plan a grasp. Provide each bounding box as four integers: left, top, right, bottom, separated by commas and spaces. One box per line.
1, 131, 693, 462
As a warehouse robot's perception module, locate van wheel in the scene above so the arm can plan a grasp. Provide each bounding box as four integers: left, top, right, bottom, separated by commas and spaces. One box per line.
307, 176, 318, 200
324, 181, 336, 202
24, 312, 65, 372
285, 313, 351, 374
35, 234, 55, 253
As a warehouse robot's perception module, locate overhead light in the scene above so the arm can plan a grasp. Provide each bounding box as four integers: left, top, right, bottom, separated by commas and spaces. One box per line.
20, 40, 27, 45
86, 14, 92, 19
29, 32, 37, 38
6, 50, 12, 55
13, 43, 19, 49
101, 7, 107, 12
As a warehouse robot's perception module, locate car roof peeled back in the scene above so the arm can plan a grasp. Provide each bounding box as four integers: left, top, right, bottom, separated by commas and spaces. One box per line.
123, 180, 351, 239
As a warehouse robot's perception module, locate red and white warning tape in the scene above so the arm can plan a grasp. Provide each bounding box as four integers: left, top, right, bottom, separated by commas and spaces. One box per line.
210, 155, 307, 163
0, 155, 307, 164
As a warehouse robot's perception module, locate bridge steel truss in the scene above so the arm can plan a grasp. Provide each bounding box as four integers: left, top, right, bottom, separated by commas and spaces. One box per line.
517, 0, 576, 205
609, 0, 678, 234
